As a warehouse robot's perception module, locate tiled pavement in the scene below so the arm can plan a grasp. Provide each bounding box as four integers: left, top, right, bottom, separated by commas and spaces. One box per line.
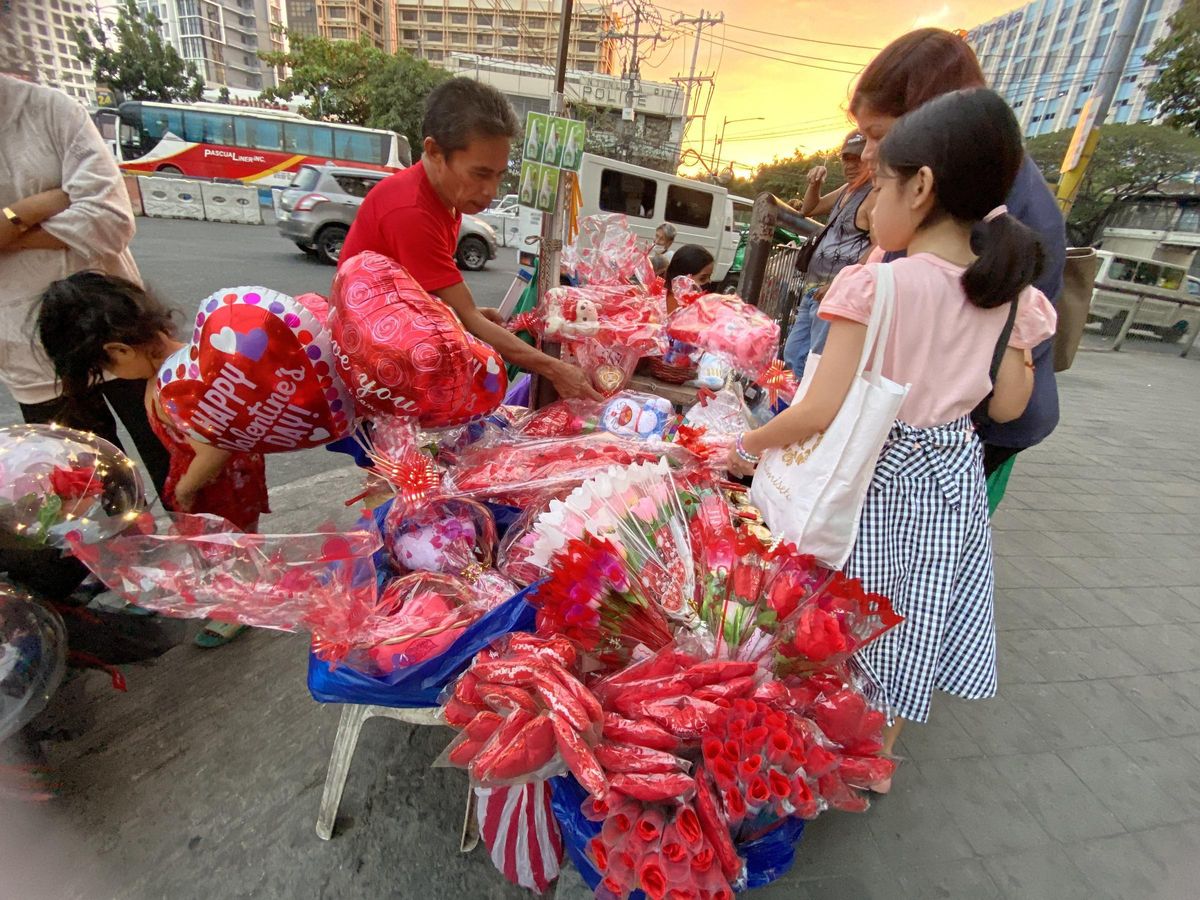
4, 335, 1199, 899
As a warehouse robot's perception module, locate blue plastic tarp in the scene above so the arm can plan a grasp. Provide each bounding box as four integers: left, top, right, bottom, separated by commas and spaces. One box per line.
306, 581, 538, 708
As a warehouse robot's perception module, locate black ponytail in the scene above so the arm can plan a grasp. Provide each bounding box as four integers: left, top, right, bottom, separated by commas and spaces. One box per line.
964, 213, 1046, 309
36, 271, 176, 400
878, 88, 1046, 309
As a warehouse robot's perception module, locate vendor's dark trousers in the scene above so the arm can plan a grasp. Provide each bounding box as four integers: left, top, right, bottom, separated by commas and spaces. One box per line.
982, 443, 1021, 477
2, 379, 170, 600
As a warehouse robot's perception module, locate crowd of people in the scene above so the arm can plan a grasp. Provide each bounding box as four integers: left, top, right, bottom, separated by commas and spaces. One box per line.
1, 27, 1066, 790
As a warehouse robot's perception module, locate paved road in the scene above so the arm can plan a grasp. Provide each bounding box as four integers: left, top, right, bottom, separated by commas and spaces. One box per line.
7, 340, 1200, 899
0, 216, 521, 497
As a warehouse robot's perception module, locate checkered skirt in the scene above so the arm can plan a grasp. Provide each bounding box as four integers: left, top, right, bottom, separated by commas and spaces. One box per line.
845, 416, 997, 723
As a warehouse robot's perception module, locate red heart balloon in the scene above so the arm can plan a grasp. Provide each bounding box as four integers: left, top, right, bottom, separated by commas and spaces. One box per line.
330, 252, 507, 428
157, 287, 355, 453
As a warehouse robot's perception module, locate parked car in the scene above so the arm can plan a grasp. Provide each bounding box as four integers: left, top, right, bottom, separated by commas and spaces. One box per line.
276, 164, 498, 269
1088, 250, 1200, 343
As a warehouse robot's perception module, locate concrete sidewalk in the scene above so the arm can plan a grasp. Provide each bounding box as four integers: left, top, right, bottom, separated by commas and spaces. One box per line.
5, 335, 1200, 899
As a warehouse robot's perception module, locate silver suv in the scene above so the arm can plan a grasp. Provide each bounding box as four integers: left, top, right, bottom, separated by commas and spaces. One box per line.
276, 164, 498, 269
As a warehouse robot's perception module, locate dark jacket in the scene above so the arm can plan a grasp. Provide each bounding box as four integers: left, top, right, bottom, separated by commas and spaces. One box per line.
977, 154, 1066, 449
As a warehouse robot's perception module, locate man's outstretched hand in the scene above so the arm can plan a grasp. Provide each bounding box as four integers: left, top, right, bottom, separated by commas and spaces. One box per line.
548, 361, 603, 401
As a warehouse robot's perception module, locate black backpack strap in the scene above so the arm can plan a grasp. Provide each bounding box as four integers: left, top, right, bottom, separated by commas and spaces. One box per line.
990, 297, 1020, 384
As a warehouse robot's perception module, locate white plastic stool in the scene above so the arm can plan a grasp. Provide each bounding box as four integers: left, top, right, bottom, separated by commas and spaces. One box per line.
315, 703, 479, 851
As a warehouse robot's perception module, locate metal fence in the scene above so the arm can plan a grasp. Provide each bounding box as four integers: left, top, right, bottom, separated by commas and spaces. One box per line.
736, 193, 823, 342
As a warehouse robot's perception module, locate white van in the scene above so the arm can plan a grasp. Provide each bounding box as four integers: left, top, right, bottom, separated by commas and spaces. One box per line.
577, 153, 741, 281
1089, 250, 1200, 343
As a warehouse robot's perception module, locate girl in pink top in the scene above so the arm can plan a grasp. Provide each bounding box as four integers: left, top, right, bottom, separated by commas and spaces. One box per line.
728, 89, 1056, 787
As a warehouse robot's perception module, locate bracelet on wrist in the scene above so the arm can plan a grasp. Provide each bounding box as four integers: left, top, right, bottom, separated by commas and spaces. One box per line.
735, 432, 760, 464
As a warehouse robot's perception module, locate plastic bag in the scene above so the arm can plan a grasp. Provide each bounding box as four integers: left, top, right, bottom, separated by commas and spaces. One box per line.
306, 583, 537, 708
564, 214, 657, 288
667, 291, 779, 381
69, 512, 382, 642
439, 433, 682, 508
340, 570, 517, 675
383, 498, 497, 575
515, 392, 678, 444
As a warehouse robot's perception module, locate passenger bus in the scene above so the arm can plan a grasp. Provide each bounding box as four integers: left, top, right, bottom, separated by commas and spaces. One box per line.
94, 101, 411, 188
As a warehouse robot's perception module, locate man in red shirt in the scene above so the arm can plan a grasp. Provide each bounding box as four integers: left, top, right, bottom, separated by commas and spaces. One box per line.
342, 77, 599, 400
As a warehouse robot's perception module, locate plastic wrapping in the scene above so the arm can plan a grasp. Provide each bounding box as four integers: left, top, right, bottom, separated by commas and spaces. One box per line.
773, 572, 903, 677
306, 583, 538, 708
514, 392, 679, 444
667, 290, 779, 381
438, 433, 681, 508
438, 634, 606, 791
563, 214, 657, 288
0, 423, 146, 550
341, 570, 518, 675
0, 580, 68, 742
383, 498, 497, 575
68, 512, 382, 649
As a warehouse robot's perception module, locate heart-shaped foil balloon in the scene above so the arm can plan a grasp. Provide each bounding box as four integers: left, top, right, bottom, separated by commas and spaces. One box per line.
330, 251, 507, 428
157, 286, 354, 453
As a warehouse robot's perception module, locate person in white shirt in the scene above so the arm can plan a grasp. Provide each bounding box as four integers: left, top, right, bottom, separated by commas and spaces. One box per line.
0, 76, 169, 596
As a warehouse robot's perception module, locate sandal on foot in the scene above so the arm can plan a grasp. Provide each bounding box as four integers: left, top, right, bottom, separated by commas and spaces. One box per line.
194, 620, 248, 648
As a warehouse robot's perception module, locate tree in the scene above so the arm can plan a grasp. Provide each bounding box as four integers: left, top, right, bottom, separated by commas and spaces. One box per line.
259, 33, 447, 154
722, 143, 849, 208
1025, 123, 1200, 244
74, 0, 203, 102
1145, 0, 1200, 137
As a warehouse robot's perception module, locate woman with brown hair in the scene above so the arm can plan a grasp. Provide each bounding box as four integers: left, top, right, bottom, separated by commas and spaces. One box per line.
851, 29, 1067, 497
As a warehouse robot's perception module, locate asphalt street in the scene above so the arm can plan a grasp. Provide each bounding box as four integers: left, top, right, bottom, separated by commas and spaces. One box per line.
0, 216, 521, 500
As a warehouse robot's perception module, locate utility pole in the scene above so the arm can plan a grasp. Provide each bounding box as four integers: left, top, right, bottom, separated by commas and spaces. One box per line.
604, 1, 667, 163
671, 8, 723, 165
1056, 0, 1151, 215
534, 0, 575, 409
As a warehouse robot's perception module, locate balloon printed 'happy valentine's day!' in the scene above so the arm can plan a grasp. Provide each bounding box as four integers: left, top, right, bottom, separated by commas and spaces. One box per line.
157, 286, 355, 454
329, 252, 507, 428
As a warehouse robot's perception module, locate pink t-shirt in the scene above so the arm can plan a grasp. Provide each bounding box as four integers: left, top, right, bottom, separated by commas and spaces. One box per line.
818, 254, 1056, 428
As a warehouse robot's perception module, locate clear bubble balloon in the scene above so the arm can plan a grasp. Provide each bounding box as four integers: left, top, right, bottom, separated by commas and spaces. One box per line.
0, 423, 146, 550
0, 580, 67, 742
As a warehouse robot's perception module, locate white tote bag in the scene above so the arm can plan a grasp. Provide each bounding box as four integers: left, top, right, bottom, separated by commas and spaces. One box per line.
750, 263, 909, 569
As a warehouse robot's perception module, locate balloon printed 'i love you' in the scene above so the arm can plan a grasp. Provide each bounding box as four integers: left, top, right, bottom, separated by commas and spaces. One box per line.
156, 287, 355, 454
329, 251, 507, 428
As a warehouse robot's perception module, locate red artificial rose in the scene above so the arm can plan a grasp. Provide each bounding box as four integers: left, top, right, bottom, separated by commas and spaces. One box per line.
689, 846, 716, 873
790, 605, 850, 662
662, 838, 688, 864
589, 837, 610, 873
676, 804, 703, 849
638, 854, 669, 900
49, 465, 102, 501
746, 774, 771, 808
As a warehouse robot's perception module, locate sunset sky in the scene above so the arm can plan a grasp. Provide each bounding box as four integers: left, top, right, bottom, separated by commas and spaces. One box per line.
637, 0, 1024, 174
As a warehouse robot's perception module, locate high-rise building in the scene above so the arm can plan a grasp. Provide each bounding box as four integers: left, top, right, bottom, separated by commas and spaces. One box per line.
392, 1, 618, 74
284, 0, 319, 36
968, 0, 1183, 138
140, 0, 287, 92
312, 0, 390, 48
0, 0, 97, 105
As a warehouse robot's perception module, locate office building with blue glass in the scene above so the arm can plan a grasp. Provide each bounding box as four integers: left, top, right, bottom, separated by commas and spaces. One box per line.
968, 0, 1182, 138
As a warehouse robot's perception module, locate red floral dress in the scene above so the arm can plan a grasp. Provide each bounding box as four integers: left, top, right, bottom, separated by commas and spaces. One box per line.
147, 401, 270, 532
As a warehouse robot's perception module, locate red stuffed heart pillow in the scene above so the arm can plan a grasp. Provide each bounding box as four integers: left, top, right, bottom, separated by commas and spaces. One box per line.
330, 252, 507, 427
157, 287, 354, 453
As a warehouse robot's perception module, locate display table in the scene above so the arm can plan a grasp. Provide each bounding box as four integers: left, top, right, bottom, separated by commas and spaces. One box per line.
627, 373, 701, 409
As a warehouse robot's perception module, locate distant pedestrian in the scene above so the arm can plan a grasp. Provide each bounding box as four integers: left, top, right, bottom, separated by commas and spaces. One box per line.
38, 273, 270, 648
651, 222, 677, 261
783, 131, 873, 379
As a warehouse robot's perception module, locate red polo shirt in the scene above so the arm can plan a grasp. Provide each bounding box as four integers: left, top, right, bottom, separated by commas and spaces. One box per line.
341, 160, 464, 292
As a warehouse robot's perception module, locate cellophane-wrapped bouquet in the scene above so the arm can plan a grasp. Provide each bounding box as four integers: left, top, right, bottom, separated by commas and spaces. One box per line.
438, 461, 903, 898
